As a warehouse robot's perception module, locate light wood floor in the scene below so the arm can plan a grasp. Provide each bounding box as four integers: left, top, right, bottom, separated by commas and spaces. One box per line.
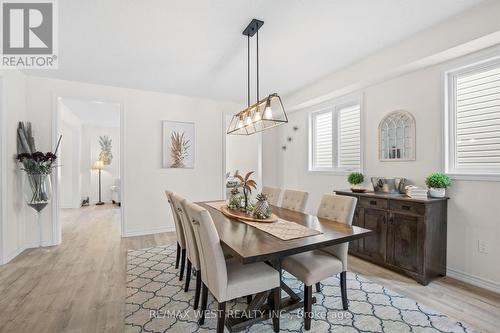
0, 205, 498, 333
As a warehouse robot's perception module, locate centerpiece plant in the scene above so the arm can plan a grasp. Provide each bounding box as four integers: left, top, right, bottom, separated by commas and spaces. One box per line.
234, 171, 257, 212
228, 188, 241, 210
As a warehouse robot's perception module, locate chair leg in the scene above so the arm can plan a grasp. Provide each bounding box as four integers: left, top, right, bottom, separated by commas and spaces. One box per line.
216, 301, 226, 333
193, 270, 201, 310
198, 283, 209, 325
179, 249, 186, 281
340, 271, 348, 310
304, 285, 312, 331
175, 242, 181, 269
315, 282, 321, 293
246, 295, 253, 304
184, 260, 192, 292
272, 287, 280, 332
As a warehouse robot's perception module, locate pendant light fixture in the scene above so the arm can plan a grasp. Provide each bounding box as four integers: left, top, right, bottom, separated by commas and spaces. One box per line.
227, 19, 288, 135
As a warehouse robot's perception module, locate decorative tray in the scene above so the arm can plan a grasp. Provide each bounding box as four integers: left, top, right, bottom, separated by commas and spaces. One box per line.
220, 206, 278, 223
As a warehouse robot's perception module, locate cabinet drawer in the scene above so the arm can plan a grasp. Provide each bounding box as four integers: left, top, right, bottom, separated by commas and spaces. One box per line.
389, 200, 425, 215
359, 197, 388, 209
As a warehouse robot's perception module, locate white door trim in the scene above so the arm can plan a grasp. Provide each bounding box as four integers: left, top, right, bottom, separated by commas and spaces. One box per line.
51, 95, 126, 244
0, 76, 5, 264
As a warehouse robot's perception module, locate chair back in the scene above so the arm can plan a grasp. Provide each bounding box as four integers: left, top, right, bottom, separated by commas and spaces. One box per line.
281, 189, 309, 212
165, 191, 185, 249
317, 194, 357, 271
262, 186, 282, 206
171, 194, 200, 270
185, 202, 228, 301
317, 194, 357, 225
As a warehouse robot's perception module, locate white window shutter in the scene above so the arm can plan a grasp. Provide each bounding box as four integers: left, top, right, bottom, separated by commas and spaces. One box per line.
312, 111, 333, 168
338, 105, 361, 170
455, 64, 500, 171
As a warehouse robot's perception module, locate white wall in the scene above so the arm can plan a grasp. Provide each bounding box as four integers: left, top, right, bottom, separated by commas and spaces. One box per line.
264, 51, 500, 292
83, 125, 120, 203
225, 115, 262, 196
0, 70, 27, 264
24, 76, 238, 241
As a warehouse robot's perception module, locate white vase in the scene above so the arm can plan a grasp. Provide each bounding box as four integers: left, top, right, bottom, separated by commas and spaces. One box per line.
429, 188, 445, 198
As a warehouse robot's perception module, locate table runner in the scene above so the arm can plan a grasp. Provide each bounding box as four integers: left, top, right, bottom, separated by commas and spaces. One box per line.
204, 201, 322, 240
239, 218, 322, 240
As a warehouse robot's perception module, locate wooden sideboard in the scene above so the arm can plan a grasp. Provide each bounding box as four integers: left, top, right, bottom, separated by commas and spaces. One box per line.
335, 190, 448, 285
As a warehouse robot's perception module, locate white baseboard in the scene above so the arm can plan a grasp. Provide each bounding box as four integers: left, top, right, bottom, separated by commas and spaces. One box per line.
24, 240, 57, 249
1, 246, 25, 265
447, 267, 500, 294
122, 226, 175, 237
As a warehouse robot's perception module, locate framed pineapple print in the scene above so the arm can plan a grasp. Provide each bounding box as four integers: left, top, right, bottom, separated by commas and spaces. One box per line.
162, 121, 195, 168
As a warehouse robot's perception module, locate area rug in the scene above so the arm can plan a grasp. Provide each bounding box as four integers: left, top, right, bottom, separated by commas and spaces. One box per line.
126, 245, 478, 333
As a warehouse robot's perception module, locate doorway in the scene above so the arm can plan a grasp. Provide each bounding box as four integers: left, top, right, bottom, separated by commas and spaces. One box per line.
54, 97, 123, 242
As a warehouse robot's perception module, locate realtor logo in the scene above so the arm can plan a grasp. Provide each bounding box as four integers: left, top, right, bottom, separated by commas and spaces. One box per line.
1, 0, 58, 68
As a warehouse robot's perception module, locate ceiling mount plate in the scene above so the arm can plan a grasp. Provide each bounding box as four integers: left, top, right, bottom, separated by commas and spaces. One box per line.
242, 19, 264, 37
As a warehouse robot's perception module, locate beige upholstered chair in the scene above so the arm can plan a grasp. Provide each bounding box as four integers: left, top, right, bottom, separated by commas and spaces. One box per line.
170, 194, 202, 304
185, 202, 281, 333
281, 189, 309, 212
282, 194, 357, 330
262, 186, 282, 206
165, 191, 186, 280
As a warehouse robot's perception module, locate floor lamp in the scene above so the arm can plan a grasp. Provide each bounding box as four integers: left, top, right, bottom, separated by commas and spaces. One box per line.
92, 160, 105, 205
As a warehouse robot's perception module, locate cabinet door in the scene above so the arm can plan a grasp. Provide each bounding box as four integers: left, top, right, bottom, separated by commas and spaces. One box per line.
387, 213, 423, 273
349, 208, 361, 253
361, 208, 387, 262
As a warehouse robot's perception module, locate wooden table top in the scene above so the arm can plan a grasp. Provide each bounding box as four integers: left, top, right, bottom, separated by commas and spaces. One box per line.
197, 202, 373, 264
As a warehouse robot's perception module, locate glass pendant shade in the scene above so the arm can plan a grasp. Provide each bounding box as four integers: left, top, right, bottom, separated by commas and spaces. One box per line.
227, 93, 288, 135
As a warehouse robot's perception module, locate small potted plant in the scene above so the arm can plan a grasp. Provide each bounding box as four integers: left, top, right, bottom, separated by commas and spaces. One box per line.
425, 172, 451, 198
227, 188, 241, 210
348, 172, 365, 193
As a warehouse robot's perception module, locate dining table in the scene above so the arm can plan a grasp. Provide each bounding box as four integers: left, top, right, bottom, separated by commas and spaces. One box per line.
196, 201, 373, 332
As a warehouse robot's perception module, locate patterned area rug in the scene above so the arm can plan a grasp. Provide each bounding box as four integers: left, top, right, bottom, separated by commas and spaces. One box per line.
126, 245, 478, 333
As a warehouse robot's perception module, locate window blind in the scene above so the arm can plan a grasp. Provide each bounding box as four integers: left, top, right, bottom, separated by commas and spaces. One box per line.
339, 105, 361, 170
455, 64, 500, 170
312, 111, 333, 168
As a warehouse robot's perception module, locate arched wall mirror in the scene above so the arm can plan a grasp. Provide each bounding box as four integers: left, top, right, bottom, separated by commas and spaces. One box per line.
378, 110, 416, 161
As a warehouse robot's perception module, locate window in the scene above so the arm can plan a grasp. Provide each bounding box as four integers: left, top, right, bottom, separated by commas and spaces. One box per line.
446, 57, 500, 177
309, 100, 362, 172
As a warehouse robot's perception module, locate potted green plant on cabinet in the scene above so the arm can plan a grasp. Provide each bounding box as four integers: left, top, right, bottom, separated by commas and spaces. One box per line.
425, 172, 451, 198
348, 172, 365, 193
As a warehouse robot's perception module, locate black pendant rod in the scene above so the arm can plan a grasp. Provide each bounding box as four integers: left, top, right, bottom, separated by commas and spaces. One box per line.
256, 29, 259, 102
247, 34, 250, 107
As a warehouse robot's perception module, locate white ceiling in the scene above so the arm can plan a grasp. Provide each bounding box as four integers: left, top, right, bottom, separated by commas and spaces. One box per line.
60, 98, 120, 128
31, 0, 483, 103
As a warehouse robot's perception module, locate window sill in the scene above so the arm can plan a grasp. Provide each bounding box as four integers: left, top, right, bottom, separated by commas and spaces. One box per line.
307, 169, 354, 176
446, 173, 500, 182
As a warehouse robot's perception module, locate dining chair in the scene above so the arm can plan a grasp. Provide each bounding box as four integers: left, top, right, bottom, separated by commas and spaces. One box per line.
262, 186, 282, 206
170, 194, 202, 303
281, 189, 309, 213
165, 191, 187, 280
184, 201, 281, 333
282, 194, 357, 330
